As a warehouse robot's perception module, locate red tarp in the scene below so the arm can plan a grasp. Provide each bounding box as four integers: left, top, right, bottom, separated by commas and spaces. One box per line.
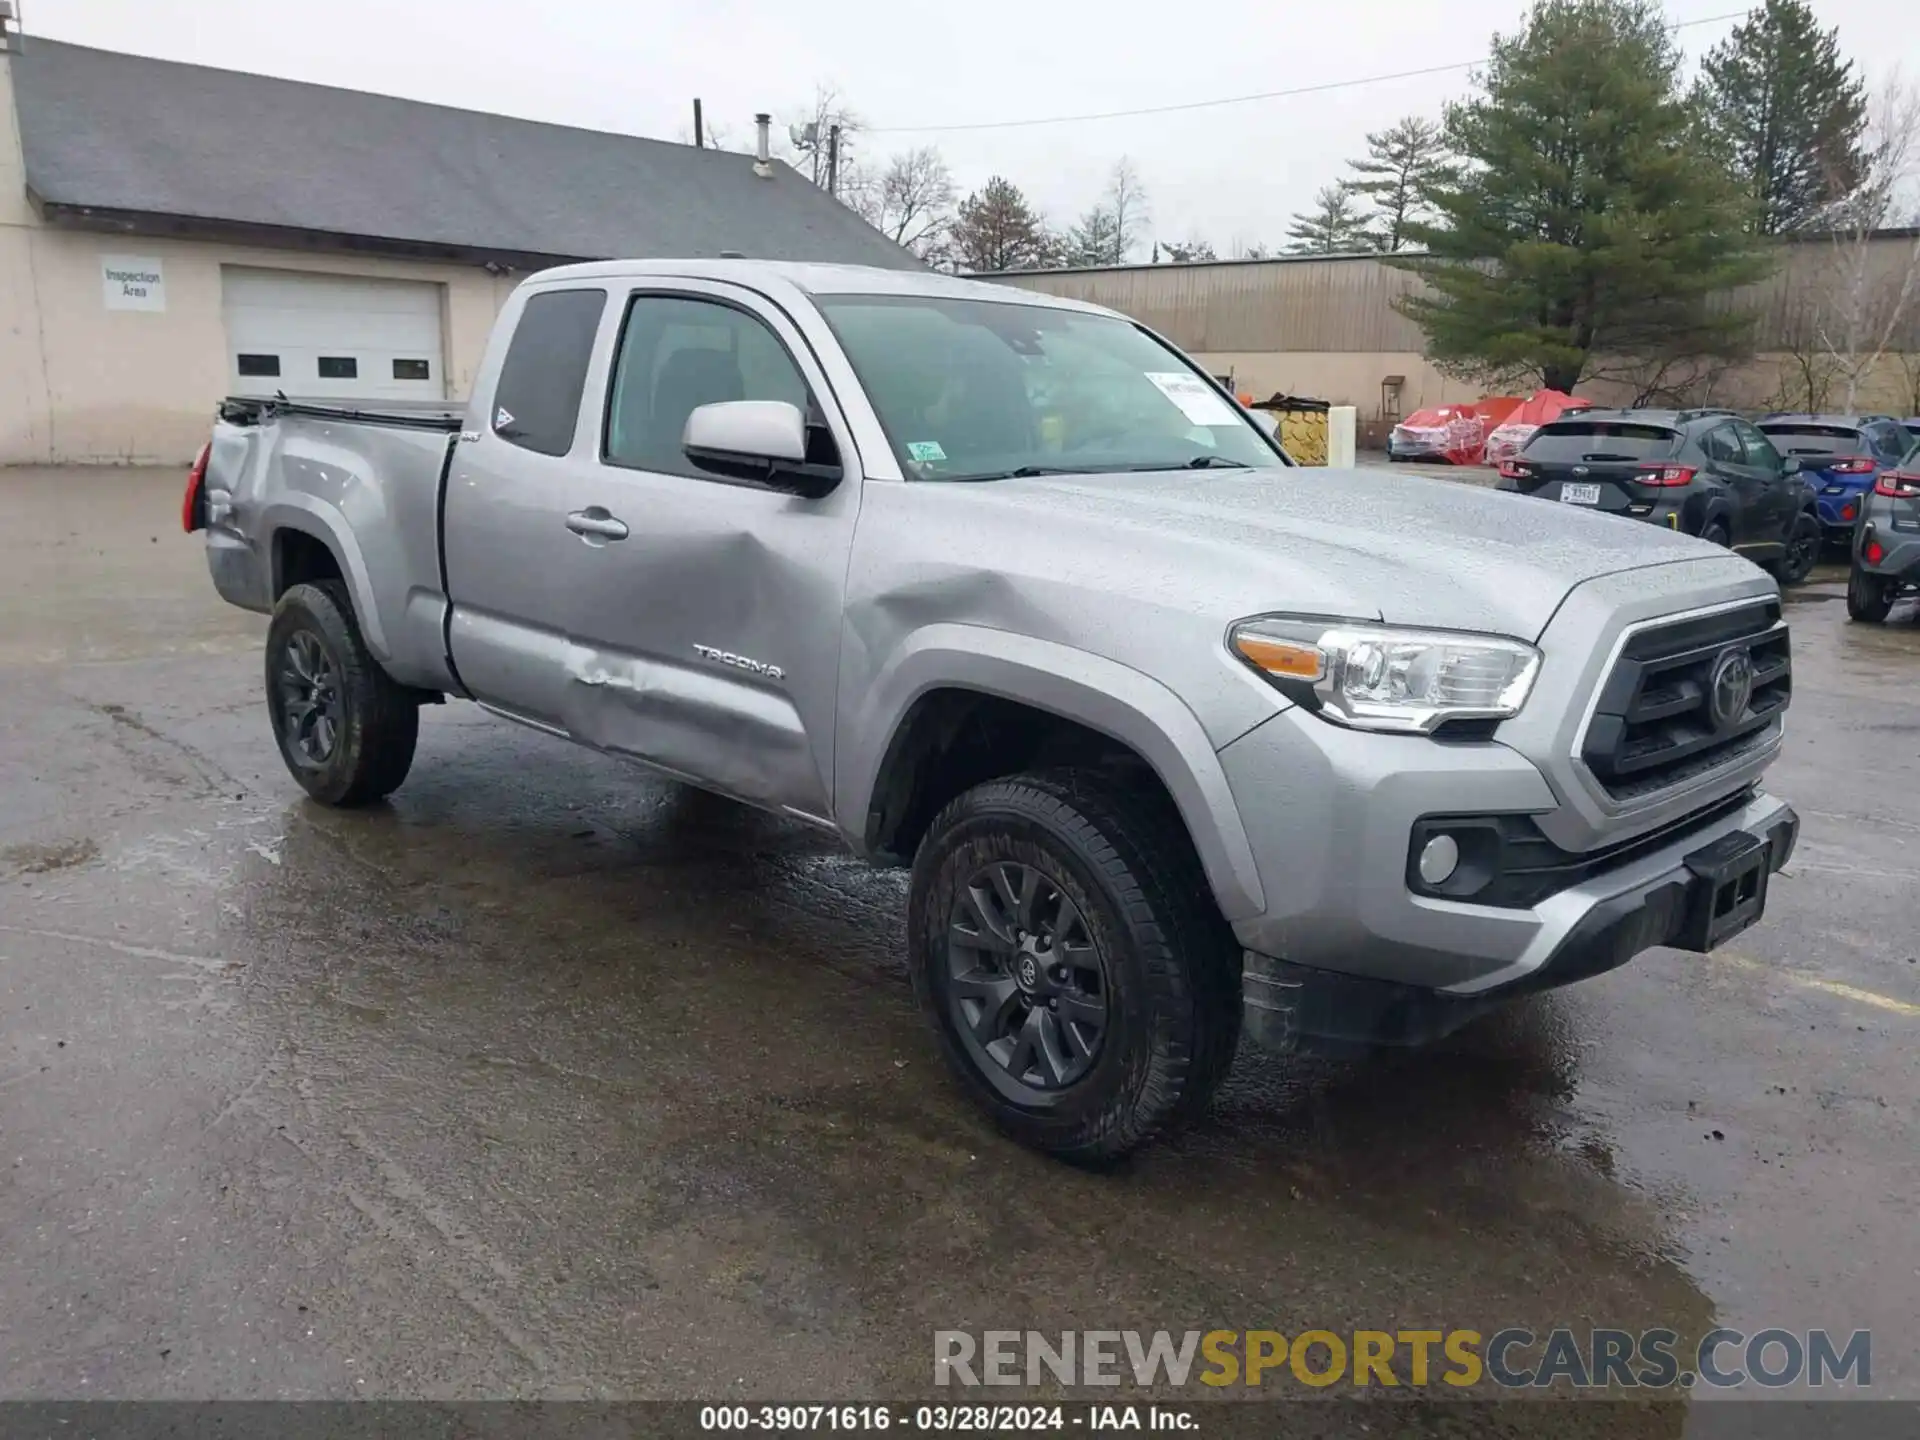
1390, 391, 1590, 467
1390, 405, 1490, 467
1483, 390, 1593, 465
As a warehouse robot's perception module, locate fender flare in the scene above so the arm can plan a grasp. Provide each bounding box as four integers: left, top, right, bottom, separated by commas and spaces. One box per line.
837, 623, 1268, 921
260, 497, 391, 661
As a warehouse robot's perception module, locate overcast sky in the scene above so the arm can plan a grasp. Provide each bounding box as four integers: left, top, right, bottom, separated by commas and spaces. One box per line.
27, 0, 1920, 255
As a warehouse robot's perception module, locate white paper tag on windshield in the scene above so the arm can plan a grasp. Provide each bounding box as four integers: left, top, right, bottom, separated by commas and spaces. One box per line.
1144, 372, 1240, 427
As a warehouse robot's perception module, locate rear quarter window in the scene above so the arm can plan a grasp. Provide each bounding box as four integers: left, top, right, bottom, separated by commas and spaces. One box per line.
1523, 423, 1680, 462
492, 289, 608, 456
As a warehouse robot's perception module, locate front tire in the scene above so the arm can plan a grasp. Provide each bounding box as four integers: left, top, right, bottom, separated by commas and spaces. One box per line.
1847, 566, 1896, 624
907, 770, 1241, 1162
1771, 513, 1821, 586
265, 581, 419, 805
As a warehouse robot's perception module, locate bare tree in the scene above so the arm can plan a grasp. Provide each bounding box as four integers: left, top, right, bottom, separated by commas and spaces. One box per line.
1808, 72, 1920, 411
1105, 158, 1150, 263
854, 147, 957, 261
1231, 238, 1274, 260
780, 84, 863, 192
1158, 237, 1217, 262
1895, 347, 1920, 417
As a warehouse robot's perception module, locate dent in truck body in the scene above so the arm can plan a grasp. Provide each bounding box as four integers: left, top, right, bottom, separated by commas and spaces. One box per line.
564, 643, 827, 822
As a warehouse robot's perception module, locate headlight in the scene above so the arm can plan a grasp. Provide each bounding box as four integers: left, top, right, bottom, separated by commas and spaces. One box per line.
1229, 616, 1541, 733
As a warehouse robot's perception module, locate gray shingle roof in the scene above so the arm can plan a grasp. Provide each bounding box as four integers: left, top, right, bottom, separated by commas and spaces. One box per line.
11, 39, 919, 270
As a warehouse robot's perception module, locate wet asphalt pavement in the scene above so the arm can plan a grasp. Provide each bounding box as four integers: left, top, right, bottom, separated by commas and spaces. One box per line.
1, 468, 1916, 1426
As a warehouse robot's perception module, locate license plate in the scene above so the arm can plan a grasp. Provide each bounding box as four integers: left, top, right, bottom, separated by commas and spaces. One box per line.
1559, 483, 1601, 505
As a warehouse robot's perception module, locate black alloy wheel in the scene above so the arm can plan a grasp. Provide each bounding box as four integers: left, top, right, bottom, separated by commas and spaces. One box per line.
1775, 514, 1821, 586
907, 769, 1242, 1162
264, 581, 420, 806
947, 859, 1109, 1096
276, 629, 344, 767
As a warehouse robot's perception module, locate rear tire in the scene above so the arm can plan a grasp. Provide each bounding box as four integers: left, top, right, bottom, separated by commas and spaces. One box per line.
1702, 520, 1732, 547
907, 769, 1241, 1163
1847, 567, 1896, 624
1770, 513, 1821, 586
265, 581, 419, 806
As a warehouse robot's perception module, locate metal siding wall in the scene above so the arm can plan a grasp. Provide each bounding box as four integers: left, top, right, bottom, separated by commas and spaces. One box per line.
995, 257, 1432, 354
992, 237, 1920, 357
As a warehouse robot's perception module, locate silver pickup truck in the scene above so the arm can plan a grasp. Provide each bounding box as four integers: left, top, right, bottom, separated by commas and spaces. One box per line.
186, 260, 1798, 1160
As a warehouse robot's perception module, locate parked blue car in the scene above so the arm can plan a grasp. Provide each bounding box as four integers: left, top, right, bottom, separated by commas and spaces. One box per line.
1757, 414, 1916, 547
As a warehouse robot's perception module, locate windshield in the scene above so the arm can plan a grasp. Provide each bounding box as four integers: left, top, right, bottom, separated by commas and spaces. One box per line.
815, 294, 1288, 481
1757, 425, 1866, 457
1523, 422, 1680, 462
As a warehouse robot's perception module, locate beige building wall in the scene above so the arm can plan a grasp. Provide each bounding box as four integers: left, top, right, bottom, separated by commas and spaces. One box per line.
995, 246, 1920, 423
1, 44, 519, 466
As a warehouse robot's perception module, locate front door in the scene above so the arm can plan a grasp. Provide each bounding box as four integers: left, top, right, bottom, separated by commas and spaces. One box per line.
1732, 419, 1792, 546
548, 285, 863, 823
1701, 423, 1767, 544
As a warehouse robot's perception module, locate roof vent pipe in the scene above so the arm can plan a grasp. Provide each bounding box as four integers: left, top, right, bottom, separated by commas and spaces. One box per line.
753, 113, 773, 178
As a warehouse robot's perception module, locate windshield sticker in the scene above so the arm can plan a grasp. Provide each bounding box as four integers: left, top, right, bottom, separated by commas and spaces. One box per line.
1144, 372, 1240, 427
906, 440, 948, 463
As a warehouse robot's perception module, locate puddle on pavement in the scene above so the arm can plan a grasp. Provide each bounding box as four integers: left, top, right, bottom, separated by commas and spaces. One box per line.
181, 722, 1715, 1395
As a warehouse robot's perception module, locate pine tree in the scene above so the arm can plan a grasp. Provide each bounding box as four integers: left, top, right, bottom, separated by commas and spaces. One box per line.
1695, 0, 1868, 234
1346, 116, 1448, 252
1064, 207, 1123, 267
950, 177, 1053, 273
1284, 183, 1374, 255
1397, 0, 1773, 394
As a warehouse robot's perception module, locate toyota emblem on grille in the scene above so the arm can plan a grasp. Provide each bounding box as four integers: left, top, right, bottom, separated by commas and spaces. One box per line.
1707, 646, 1754, 730
1572, 465, 1589, 476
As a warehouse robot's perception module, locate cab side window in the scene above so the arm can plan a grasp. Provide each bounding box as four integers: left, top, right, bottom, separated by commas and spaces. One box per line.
604, 295, 826, 478
492, 289, 607, 457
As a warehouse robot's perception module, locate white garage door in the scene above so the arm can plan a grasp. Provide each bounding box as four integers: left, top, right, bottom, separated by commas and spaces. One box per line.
222, 268, 446, 401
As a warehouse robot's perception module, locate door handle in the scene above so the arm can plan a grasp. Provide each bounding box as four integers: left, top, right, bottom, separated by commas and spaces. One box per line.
565, 507, 629, 542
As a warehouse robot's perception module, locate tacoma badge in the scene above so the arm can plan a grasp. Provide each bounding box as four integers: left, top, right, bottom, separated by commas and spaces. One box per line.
693, 644, 784, 681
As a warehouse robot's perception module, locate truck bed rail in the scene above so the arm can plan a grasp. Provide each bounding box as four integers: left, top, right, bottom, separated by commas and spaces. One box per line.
218, 394, 466, 433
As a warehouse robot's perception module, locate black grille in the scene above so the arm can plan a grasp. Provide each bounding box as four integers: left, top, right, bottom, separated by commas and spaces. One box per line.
1580, 601, 1790, 801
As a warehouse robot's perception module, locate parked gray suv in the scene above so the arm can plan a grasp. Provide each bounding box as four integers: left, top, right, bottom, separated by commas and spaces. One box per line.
186, 261, 1798, 1160
1847, 443, 1920, 622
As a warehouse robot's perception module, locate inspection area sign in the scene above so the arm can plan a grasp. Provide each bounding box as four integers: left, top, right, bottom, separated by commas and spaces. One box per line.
102, 255, 165, 311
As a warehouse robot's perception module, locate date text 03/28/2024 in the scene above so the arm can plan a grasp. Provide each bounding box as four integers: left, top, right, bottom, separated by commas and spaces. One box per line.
700, 1406, 1191, 1432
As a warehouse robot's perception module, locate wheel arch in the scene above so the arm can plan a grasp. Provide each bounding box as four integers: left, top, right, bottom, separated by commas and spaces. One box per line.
261, 499, 390, 660
839, 625, 1267, 921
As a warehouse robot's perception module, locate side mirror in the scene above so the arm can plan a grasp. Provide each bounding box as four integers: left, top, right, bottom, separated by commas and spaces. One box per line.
1781, 455, 1801, 475
682, 400, 841, 498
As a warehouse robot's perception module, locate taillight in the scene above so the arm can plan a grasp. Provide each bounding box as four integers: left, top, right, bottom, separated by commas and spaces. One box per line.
1635, 464, 1697, 487
1498, 459, 1533, 480
1828, 456, 1876, 475
181, 442, 210, 533
1874, 470, 1920, 498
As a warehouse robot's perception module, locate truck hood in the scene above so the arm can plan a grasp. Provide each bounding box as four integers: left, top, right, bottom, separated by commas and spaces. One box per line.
954, 465, 1721, 640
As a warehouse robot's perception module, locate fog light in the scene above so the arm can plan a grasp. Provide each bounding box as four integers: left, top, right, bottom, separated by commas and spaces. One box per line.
1417, 833, 1461, 886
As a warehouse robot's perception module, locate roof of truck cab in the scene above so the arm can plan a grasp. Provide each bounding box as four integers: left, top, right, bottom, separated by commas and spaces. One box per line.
523, 258, 1118, 314
11, 39, 921, 272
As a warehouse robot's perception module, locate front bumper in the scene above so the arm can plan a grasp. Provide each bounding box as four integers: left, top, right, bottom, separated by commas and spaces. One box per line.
1241, 795, 1798, 1053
